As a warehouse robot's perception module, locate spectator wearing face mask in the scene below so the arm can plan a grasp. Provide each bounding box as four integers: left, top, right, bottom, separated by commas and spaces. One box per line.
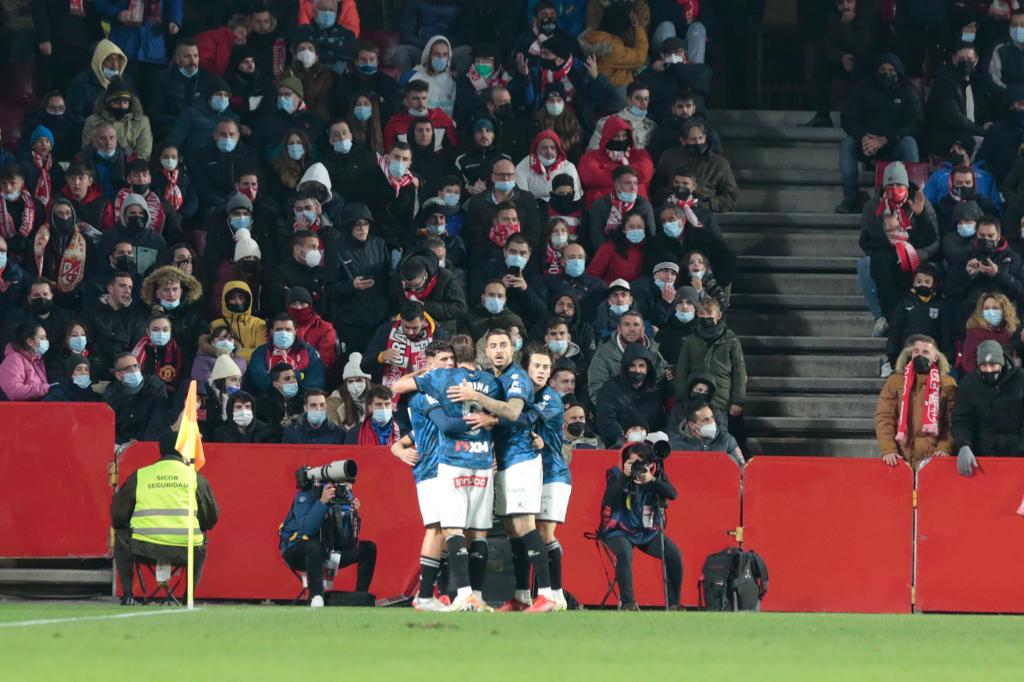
924, 138, 1001, 212
517, 130, 581, 203
407, 35, 459, 116
414, 200, 467, 274
213, 390, 274, 443
147, 39, 215, 136
284, 388, 346, 445
669, 401, 744, 464
266, 230, 332, 317
45, 320, 104, 384
924, 44, 992, 158
589, 165, 656, 251
0, 322, 50, 401
952, 340, 1024, 477
20, 125, 66, 213
651, 119, 737, 211
192, 325, 247, 394
682, 249, 727, 309
654, 285, 698, 364
885, 263, 953, 371
139, 264, 204, 358
34, 198, 91, 311
461, 280, 529, 341
248, 314, 326, 396
104, 351, 170, 445
288, 287, 338, 376
595, 343, 666, 447
363, 142, 421, 250
288, 41, 336, 123
82, 76, 153, 161
587, 209, 648, 284
959, 293, 1018, 374
132, 313, 189, 399
209, 278, 267, 364
66, 39, 134, 123
113, 159, 173, 239
589, 308, 669, 398
198, 352, 244, 436
327, 353, 372, 431
1, 165, 45, 265
956, 216, 1024, 320
563, 397, 600, 449
876, 335, 956, 468
166, 77, 238, 165
579, 116, 653, 209
2, 278, 70, 352
252, 74, 326, 161
268, 130, 315, 204
44, 353, 104, 403
98, 193, 168, 274
933, 165, 1000, 237
345, 384, 399, 445
334, 42, 401, 122
391, 251, 467, 339
253, 363, 307, 440
294, 0, 361, 64
987, 10, 1024, 103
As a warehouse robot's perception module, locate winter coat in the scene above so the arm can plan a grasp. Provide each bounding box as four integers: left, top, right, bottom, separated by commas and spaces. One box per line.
65, 39, 131, 121
644, 213, 735, 286
292, 309, 338, 374
976, 116, 1024, 185
589, 331, 669, 398
388, 250, 468, 339
297, 0, 361, 38
924, 69, 992, 157
252, 108, 327, 161
655, 312, 695, 367
283, 415, 347, 445
886, 291, 955, 365
21, 109, 85, 164
167, 100, 240, 165
83, 294, 148, 373
669, 423, 743, 464
651, 147, 739, 212
194, 26, 237, 77
460, 304, 529, 342
875, 347, 957, 465
924, 163, 1001, 210
148, 65, 220, 135
247, 338, 326, 394
673, 325, 746, 409
515, 131, 583, 202
361, 165, 421, 250
0, 344, 48, 401
81, 91, 153, 160
588, 194, 656, 252
95, 0, 183, 65
577, 26, 649, 88
960, 238, 1024, 313
821, 0, 880, 68
631, 276, 675, 328
408, 36, 458, 116
139, 266, 206, 357
322, 142, 378, 199
637, 63, 713, 124
103, 375, 169, 443
545, 271, 608, 322
596, 342, 667, 447
589, 108, 658, 151
463, 186, 545, 253
327, 232, 391, 331
190, 336, 248, 390
858, 196, 940, 261
212, 417, 276, 444
587, 240, 645, 284
960, 325, 1014, 374
292, 62, 337, 124
254, 391, 306, 441
951, 366, 1024, 456
333, 70, 402, 123
578, 115, 654, 209
290, 19, 357, 71
987, 40, 1024, 99
840, 54, 924, 153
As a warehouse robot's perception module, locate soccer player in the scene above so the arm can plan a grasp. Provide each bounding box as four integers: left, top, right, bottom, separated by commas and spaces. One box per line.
448, 330, 559, 612
391, 341, 455, 612
530, 347, 570, 611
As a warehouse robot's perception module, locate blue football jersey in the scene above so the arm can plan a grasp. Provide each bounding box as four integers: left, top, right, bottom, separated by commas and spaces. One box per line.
415, 368, 500, 469
534, 387, 569, 485
408, 392, 441, 483
493, 363, 539, 470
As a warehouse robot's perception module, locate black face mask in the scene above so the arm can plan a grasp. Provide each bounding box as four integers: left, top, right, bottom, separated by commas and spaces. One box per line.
494, 103, 513, 120
110, 107, 130, 120
915, 285, 933, 298
698, 316, 717, 329
684, 143, 706, 157
52, 214, 75, 233
949, 152, 967, 167
690, 391, 708, 401
877, 72, 898, 89
980, 370, 1001, 385
955, 60, 975, 77
674, 187, 692, 201
951, 185, 975, 200
131, 183, 149, 196
549, 193, 577, 215
539, 19, 557, 35
913, 355, 932, 374
227, 301, 248, 313
627, 370, 646, 385
979, 238, 998, 253
125, 215, 147, 232
606, 138, 630, 152
113, 255, 135, 272
30, 298, 52, 315
539, 57, 558, 71
567, 422, 587, 438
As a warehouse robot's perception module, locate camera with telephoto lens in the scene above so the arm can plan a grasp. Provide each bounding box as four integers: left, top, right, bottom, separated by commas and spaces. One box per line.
295, 461, 360, 555
630, 441, 670, 483
295, 460, 358, 489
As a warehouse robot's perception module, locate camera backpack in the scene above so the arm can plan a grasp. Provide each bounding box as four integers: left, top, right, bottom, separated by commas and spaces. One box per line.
699, 548, 769, 611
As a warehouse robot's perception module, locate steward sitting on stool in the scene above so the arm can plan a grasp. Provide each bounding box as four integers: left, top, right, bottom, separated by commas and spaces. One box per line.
111, 431, 220, 605
280, 463, 377, 608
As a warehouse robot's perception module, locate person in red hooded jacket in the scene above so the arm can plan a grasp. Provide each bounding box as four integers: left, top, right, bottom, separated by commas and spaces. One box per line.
515, 129, 582, 202
195, 18, 250, 77
287, 286, 338, 376
578, 115, 653, 209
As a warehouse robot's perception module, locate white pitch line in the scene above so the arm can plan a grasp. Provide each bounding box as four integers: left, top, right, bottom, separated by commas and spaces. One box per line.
0, 607, 202, 628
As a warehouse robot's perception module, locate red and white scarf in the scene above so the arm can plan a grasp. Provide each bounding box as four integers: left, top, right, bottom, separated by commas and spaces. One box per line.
161, 168, 183, 212
132, 336, 185, 392
887, 229, 920, 273
380, 318, 432, 392
33, 224, 87, 293
489, 220, 521, 248
32, 153, 53, 210
404, 274, 438, 302
528, 21, 551, 57
544, 244, 564, 275
541, 55, 575, 100
547, 203, 581, 233
604, 195, 636, 234
895, 359, 941, 443
378, 154, 414, 197
666, 194, 704, 228
1, 189, 36, 238
114, 188, 166, 233
876, 187, 912, 228
466, 63, 511, 93
356, 415, 399, 445
529, 139, 567, 181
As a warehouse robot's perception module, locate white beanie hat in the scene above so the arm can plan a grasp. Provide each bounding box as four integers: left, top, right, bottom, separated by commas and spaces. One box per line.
233, 228, 262, 261
210, 353, 242, 382
342, 353, 371, 380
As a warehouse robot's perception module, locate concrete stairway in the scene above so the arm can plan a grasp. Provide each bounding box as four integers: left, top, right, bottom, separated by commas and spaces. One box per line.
710, 110, 882, 458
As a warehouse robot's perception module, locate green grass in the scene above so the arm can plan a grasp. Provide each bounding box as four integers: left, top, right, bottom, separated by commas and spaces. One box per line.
1, 603, 1022, 681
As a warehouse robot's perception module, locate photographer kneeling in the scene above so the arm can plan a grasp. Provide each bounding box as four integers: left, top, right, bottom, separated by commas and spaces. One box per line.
279, 462, 377, 608
600, 443, 683, 611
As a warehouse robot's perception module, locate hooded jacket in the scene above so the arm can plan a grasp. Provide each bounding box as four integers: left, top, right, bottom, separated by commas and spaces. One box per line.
589, 106, 658, 151
66, 39, 131, 121
327, 213, 392, 330
577, 115, 654, 209
167, 86, 241, 164
400, 0, 464, 49
651, 143, 739, 212
577, 24, 649, 88
951, 365, 1024, 456
389, 250, 467, 338
515, 130, 582, 201
875, 347, 956, 466
409, 35, 457, 116
595, 342, 666, 447
97, 194, 168, 274
139, 265, 206, 357
589, 330, 669, 398
211, 280, 268, 362
81, 81, 154, 160
840, 52, 924, 150
190, 335, 248, 391
673, 322, 746, 409
0, 343, 49, 401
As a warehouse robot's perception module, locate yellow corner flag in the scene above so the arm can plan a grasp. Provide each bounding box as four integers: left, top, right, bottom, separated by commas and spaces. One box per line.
175, 380, 205, 609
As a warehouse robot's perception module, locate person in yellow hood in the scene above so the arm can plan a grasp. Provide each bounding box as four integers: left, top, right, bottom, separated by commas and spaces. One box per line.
66, 40, 135, 122
211, 280, 268, 362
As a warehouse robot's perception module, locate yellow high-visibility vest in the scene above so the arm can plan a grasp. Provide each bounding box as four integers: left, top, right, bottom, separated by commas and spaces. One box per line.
130, 459, 203, 547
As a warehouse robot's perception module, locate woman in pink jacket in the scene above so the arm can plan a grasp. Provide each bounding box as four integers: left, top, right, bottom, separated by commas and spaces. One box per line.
0, 322, 50, 401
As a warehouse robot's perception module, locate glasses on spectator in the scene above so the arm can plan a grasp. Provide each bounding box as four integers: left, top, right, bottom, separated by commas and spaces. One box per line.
174, 258, 193, 266
351, 220, 370, 229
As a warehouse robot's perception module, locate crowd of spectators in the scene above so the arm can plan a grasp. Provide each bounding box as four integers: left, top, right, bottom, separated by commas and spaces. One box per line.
0, 0, 752, 463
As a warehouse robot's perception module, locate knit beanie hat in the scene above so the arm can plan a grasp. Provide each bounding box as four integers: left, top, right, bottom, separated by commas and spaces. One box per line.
276, 74, 305, 100
977, 340, 1005, 366
31, 125, 55, 147
210, 354, 242, 382
342, 353, 371, 380
883, 161, 909, 187
233, 228, 262, 261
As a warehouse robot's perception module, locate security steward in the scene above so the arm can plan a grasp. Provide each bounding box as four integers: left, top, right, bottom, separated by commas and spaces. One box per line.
111, 431, 220, 605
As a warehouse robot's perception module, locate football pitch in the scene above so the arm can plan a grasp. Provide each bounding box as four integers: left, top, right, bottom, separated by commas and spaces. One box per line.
1, 603, 1021, 681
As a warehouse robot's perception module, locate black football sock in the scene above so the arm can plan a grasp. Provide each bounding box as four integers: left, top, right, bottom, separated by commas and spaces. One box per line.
509, 536, 530, 591
546, 540, 563, 591
522, 529, 551, 589
468, 538, 489, 592
418, 556, 441, 599
445, 535, 470, 590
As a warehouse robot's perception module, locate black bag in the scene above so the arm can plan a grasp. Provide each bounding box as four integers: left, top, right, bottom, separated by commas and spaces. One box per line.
699, 548, 769, 611
324, 591, 376, 607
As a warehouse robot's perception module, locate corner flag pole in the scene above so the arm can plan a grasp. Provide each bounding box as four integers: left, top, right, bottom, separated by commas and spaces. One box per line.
187, 459, 196, 610
176, 381, 205, 610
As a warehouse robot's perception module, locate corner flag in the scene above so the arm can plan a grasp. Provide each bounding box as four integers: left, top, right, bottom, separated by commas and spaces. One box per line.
176, 380, 205, 608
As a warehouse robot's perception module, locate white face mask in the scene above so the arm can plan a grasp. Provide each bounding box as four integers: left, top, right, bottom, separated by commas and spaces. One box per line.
296, 49, 317, 69
233, 408, 254, 426
698, 422, 717, 440
305, 249, 322, 267
346, 380, 366, 398
625, 430, 647, 443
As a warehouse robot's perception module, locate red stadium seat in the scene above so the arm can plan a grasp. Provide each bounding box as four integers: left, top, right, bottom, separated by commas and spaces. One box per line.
362, 29, 401, 77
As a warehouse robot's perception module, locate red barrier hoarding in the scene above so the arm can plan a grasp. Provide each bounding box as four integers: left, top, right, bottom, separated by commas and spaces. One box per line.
915, 458, 1024, 613
0, 403, 115, 557
742, 457, 914, 613
115, 445, 740, 605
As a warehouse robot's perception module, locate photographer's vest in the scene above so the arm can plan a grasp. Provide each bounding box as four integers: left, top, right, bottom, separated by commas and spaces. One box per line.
130, 459, 203, 547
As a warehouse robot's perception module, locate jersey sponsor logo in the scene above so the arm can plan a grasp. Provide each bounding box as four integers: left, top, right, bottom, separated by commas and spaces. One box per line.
454, 440, 490, 454
454, 475, 489, 489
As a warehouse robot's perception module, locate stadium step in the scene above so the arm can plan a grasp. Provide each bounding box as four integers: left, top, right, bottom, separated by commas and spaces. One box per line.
728, 310, 874, 337
732, 272, 859, 296
717, 211, 860, 229
744, 416, 877, 436
747, 376, 884, 395
745, 395, 877, 419
747, 437, 881, 458
731, 293, 866, 310
737, 336, 884, 354
736, 255, 858, 273
709, 109, 839, 127
723, 146, 839, 173
737, 186, 844, 213
729, 231, 860, 258
733, 168, 872, 186
745, 354, 881, 379
716, 125, 845, 144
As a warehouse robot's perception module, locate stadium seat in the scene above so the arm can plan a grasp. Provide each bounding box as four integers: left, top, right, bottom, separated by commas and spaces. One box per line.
583, 531, 620, 608
135, 561, 185, 606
